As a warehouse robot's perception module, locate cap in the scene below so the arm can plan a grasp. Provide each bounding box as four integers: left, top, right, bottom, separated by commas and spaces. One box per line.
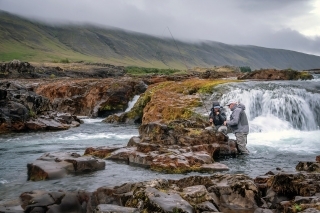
226, 99, 237, 106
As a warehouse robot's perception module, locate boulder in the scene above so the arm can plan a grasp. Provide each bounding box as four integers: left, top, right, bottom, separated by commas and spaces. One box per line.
20, 190, 90, 213
139, 187, 193, 213
0, 81, 80, 133
209, 174, 261, 213
35, 78, 147, 117
181, 185, 212, 205
254, 169, 320, 212
195, 201, 220, 212
84, 120, 232, 174
85, 121, 231, 173
296, 161, 320, 173
200, 163, 230, 173
26, 117, 69, 131
104, 78, 235, 125
27, 152, 105, 181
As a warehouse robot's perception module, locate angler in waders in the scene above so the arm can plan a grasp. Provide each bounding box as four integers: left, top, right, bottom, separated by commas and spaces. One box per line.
224, 99, 250, 155
205, 101, 227, 135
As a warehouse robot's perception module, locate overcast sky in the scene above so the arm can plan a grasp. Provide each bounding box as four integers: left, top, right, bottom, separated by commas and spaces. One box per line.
1, 0, 320, 55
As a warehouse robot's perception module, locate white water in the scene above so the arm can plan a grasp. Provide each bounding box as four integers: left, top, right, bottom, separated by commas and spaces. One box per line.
125, 95, 140, 112
220, 88, 319, 131
211, 79, 320, 174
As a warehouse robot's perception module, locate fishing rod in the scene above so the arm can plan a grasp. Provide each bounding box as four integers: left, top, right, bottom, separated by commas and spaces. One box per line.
167, 27, 189, 71
166, 27, 211, 116
198, 92, 210, 115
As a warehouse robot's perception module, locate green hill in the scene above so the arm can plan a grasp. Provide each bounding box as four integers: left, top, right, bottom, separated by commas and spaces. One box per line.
1, 10, 320, 70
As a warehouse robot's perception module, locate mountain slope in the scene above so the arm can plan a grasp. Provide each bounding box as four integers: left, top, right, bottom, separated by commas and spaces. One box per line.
1, 10, 320, 70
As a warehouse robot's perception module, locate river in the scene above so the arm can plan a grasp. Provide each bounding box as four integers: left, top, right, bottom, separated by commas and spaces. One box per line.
1, 78, 320, 203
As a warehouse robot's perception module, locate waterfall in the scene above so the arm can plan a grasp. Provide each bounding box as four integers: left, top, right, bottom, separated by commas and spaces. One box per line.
125, 95, 140, 112
211, 81, 320, 132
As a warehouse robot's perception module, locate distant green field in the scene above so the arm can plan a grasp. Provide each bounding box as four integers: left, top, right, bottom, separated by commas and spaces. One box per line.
125, 66, 183, 76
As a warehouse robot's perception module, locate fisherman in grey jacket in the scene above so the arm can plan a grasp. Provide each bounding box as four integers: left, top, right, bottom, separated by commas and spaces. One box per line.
223, 99, 250, 154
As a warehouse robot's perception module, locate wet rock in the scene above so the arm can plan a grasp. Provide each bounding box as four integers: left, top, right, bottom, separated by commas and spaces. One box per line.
254, 169, 320, 212
95, 204, 139, 213
14, 161, 320, 213
181, 185, 211, 204
206, 174, 261, 213
85, 120, 231, 174
195, 201, 219, 212
35, 78, 146, 117
267, 172, 320, 197
20, 190, 90, 213
27, 152, 105, 181
26, 117, 70, 131
218, 139, 238, 155
200, 163, 230, 173
0, 81, 80, 133
144, 187, 193, 213
128, 151, 154, 167
84, 146, 124, 158
105, 78, 234, 126
296, 162, 320, 173
88, 182, 137, 211
107, 147, 138, 162
238, 69, 313, 80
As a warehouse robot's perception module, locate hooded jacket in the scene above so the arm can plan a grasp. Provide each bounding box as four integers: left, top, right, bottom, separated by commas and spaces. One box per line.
209, 107, 226, 126
226, 103, 249, 133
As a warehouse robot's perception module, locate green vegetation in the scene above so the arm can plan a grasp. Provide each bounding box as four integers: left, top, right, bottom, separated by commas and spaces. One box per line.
293, 203, 302, 212
299, 71, 313, 80
239, 66, 252, 72
59, 58, 70, 63
125, 66, 181, 76
29, 110, 36, 118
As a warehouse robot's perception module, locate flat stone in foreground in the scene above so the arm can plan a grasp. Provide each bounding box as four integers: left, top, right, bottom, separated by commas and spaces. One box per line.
145, 187, 194, 213
27, 152, 105, 181
200, 163, 230, 172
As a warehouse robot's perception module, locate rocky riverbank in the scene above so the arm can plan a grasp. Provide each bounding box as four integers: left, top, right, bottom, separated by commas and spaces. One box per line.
1, 156, 319, 213
1, 60, 318, 212
238, 69, 313, 80
0, 80, 81, 133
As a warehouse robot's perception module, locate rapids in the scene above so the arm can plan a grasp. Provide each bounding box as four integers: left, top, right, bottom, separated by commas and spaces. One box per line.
1, 77, 320, 203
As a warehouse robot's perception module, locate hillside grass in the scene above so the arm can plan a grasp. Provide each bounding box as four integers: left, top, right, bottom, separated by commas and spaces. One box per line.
125, 66, 182, 76
2, 11, 320, 69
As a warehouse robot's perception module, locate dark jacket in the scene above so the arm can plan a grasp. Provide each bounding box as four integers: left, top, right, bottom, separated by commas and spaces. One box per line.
226, 103, 249, 133
209, 107, 226, 126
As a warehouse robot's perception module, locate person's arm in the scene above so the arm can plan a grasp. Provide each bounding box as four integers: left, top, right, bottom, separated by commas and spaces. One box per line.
226, 108, 241, 126
209, 111, 214, 119
219, 112, 226, 121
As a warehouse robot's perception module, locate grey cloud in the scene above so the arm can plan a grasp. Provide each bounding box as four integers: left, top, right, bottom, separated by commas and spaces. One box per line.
235, 0, 312, 12
0, 0, 319, 56
255, 29, 320, 55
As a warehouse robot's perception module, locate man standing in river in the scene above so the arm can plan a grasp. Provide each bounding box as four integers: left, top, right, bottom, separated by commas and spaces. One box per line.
223, 100, 250, 155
